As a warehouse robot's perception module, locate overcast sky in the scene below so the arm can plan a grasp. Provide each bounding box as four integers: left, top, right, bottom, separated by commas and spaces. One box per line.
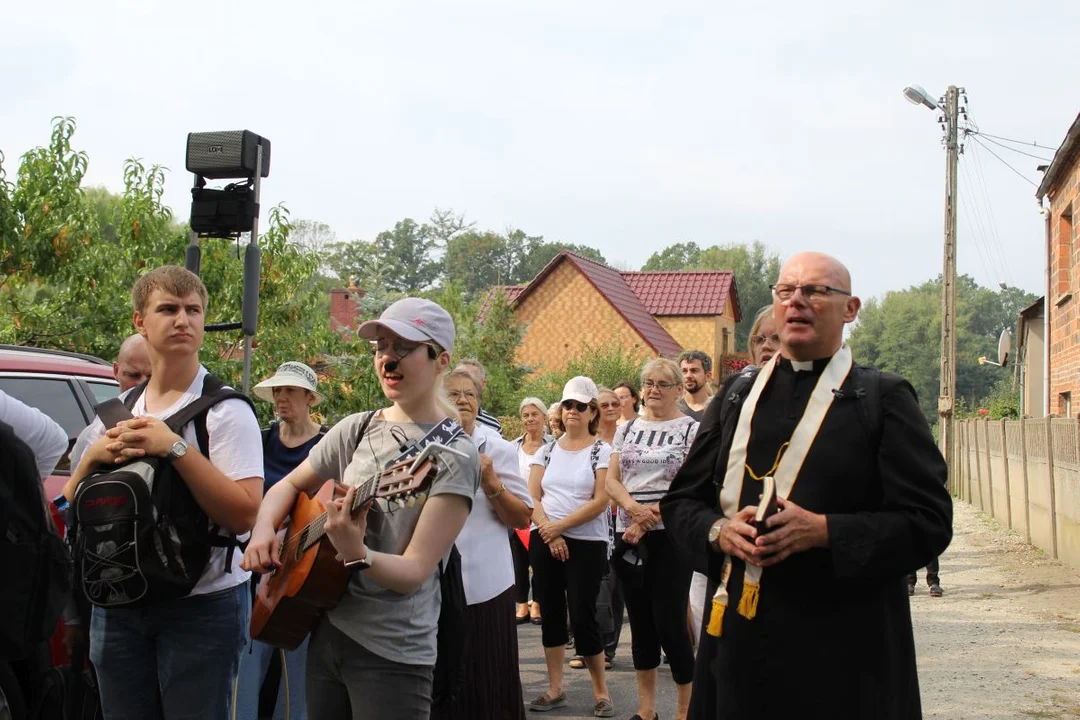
3, 0, 1076, 302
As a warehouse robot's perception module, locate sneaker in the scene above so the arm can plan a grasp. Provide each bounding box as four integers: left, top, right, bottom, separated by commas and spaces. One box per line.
928, 583, 943, 598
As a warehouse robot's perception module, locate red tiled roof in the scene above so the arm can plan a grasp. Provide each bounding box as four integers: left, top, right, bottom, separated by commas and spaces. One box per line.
620, 270, 741, 321
512, 252, 683, 357
476, 285, 526, 324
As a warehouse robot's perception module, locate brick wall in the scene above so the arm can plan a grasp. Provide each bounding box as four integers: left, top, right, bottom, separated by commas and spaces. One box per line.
329, 285, 365, 335
515, 261, 653, 374
1049, 159, 1080, 416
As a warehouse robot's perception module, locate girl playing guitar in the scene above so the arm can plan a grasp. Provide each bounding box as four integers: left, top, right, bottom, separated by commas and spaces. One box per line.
242, 298, 480, 719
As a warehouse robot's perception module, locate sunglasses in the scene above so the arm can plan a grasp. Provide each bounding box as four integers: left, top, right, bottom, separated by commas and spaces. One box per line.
561, 400, 590, 412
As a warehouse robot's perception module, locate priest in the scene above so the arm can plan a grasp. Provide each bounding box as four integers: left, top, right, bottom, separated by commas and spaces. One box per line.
661, 251, 952, 720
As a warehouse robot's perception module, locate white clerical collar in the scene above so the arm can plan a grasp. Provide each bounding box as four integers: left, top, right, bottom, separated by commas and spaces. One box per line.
790, 359, 814, 372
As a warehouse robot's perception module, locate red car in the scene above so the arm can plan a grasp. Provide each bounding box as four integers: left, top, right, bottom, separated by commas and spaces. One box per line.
0, 345, 119, 677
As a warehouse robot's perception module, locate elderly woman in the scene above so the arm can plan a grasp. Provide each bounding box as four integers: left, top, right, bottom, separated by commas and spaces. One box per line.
748, 304, 780, 367
612, 382, 641, 425
596, 387, 621, 446
512, 397, 551, 624
607, 359, 699, 720
528, 377, 615, 718
234, 362, 328, 720
434, 371, 533, 720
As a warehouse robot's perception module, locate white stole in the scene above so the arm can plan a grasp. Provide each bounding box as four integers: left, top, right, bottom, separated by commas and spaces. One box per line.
705, 344, 853, 637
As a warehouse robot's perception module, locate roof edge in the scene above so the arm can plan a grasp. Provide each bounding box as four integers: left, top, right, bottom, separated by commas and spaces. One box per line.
1036, 112, 1080, 201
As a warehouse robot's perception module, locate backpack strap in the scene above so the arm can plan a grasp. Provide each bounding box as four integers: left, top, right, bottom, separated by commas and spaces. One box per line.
353, 411, 375, 454
123, 379, 149, 411
541, 440, 557, 468
590, 439, 603, 473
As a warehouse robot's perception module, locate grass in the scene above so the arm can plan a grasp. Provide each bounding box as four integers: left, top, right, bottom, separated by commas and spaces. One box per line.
1059, 624, 1080, 634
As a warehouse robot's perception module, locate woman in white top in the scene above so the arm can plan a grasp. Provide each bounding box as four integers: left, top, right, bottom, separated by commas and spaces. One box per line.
511, 397, 550, 625
527, 377, 615, 718
607, 359, 699, 720
433, 371, 532, 720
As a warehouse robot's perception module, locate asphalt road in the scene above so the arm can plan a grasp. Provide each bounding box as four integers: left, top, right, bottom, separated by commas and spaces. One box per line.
517, 618, 679, 720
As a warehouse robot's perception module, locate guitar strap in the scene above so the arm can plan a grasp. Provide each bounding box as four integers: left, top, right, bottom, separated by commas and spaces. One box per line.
387, 416, 465, 466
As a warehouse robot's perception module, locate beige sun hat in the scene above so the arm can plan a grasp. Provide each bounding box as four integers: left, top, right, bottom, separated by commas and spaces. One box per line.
253, 361, 324, 406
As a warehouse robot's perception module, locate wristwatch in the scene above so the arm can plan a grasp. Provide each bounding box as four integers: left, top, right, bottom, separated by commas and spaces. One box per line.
167, 439, 189, 461
344, 547, 374, 572
707, 519, 726, 552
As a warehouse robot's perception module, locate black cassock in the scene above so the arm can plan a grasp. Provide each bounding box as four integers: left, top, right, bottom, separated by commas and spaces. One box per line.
661, 358, 952, 720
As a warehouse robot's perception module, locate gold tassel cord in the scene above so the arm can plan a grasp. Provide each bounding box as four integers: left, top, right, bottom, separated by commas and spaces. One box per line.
706, 597, 726, 637
744, 442, 790, 481
737, 581, 760, 620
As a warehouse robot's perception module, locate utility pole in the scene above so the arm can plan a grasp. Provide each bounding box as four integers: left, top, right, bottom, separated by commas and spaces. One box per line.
939, 85, 962, 490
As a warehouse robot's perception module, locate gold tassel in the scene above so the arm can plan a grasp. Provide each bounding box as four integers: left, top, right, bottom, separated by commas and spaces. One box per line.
706, 597, 726, 637
737, 581, 760, 620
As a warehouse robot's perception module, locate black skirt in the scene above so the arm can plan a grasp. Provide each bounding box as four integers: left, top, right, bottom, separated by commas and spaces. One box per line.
431, 585, 526, 720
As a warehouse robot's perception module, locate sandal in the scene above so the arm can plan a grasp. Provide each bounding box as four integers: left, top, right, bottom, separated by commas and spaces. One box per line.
528, 691, 567, 712
569, 656, 586, 669
629, 714, 659, 720
594, 697, 615, 718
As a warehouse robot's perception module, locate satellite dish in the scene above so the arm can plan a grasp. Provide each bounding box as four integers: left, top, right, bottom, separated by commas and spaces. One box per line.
998, 329, 1012, 368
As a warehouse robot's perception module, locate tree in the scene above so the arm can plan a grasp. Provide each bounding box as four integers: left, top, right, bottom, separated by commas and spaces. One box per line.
512, 240, 606, 284
642, 242, 703, 271
847, 275, 1036, 423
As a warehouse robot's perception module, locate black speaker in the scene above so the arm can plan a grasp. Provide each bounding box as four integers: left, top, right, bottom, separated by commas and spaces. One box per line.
190, 184, 259, 236
185, 130, 271, 179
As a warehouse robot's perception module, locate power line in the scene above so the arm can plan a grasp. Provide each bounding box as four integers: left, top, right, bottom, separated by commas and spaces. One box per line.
968, 132, 1051, 162
963, 145, 1013, 286
967, 135, 1039, 188
957, 156, 1001, 285
965, 129, 1057, 152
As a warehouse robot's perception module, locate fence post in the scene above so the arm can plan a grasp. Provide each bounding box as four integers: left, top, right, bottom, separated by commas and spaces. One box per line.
957, 420, 966, 500
983, 417, 995, 520
1019, 416, 1031, 545
999, 418, 1012, 529
966, 421, 974, 503
1045, 417, 1059, 559
972, 417, 983, 511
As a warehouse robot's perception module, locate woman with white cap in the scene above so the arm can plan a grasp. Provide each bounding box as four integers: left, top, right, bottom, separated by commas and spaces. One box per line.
233, 362, 326, 720
242, 298, 480, 719
527, 376, 615, 718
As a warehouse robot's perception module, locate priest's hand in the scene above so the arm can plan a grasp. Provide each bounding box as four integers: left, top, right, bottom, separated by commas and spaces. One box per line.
716, 507, 761, 566
754, 497, 829, 566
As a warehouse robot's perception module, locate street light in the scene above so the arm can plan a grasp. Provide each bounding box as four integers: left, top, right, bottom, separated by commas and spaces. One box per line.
905, 82, 962, 495
903, 85, 938, 110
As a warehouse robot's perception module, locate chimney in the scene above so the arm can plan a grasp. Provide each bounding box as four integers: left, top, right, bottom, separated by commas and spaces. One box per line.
330, 277, 366, 336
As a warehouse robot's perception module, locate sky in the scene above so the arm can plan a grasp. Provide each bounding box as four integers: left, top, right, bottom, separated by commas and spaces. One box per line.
2, 0, 1077, 303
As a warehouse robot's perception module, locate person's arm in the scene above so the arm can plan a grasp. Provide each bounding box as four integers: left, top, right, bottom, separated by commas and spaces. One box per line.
605, 451, 659, 529
540, 467, 610, 540
528, 463, 550, 526
823, 378, 952, 576
243, 460, 326, 572
482, 441, 532, 530
0, 390, 69, 478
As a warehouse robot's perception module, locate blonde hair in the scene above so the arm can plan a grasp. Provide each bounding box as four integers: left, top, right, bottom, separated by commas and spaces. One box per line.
747, 305, 773, 354
640, 357, 682, 387
132, 265, 208, 313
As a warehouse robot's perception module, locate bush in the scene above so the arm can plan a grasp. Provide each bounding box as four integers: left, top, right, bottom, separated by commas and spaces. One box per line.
499, 416, 525, 441
520, 341, 653, 403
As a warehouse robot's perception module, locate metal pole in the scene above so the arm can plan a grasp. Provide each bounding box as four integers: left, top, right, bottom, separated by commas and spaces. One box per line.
241, 145, 264, 395
938, 85, 960, 489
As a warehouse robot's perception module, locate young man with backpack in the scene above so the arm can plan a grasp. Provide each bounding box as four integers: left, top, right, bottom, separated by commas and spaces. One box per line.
63, 265, 263, 720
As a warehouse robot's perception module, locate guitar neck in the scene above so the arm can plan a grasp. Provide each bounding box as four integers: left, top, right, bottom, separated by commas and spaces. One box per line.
299, 475, 378, 553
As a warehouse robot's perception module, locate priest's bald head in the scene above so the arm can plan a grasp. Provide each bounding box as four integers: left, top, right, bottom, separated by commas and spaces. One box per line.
771, 252, 861, 362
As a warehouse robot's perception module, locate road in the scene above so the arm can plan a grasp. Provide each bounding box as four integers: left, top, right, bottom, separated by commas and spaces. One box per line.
515, 499, 1080, 719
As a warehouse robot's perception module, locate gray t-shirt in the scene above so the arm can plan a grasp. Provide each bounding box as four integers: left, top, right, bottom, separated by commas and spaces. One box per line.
307, 411, 480, 666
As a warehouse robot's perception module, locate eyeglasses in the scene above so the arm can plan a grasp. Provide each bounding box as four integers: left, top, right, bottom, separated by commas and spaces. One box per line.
598, 401, 621, 410
751, 333, 781, 347
770, 283, 851, 301
447, 390, 477, 402
642, 380, 678, 390
371, 339, 431, 359
561, 400, 591, 412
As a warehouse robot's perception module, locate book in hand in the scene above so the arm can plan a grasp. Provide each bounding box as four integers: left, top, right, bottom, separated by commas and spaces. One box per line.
754, 475, 779, 535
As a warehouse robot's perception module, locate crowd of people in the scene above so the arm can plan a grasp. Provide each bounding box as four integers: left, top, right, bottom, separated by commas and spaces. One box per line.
0, 250, 955, 720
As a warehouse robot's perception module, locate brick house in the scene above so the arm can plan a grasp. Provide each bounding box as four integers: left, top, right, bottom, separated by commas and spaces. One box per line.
1037, 112, 1080, 417
496, 251, 741, 375
328, 280, 365, 336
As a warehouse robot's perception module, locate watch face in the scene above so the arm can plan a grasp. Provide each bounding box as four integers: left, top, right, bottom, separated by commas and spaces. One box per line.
170, 440, 188, 458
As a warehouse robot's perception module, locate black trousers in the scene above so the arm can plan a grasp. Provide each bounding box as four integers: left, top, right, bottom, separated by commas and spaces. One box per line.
907, 556, 941, 586
614, 530, 695, 685
529, 531, 608, 657
509, 530, 533, 604
597, 558, 624, 658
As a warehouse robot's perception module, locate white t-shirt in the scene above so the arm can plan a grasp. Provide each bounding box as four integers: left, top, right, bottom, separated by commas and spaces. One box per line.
71, 366, 263, 596
0, 389, 68, 480
612, 415, 698, 531
530, 439, 612, 542
456, 424, 533, 606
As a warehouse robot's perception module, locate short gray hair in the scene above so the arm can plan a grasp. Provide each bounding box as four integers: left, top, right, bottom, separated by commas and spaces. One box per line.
519, 396, 547, 416
455, 358, 487, 383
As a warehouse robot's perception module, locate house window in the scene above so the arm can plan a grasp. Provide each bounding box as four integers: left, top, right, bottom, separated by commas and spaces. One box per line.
1060, 208, 1074, 296
1060, 391, 1072, 419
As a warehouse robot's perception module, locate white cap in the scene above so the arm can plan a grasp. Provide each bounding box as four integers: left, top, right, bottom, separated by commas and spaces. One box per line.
356, 297, 455, 352
560, 376, 598, 405
253, 361, 324, 406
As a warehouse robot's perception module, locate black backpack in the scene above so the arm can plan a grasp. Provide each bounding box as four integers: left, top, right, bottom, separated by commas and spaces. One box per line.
432, 545, 467, 709
71, 374, 255, 608
0, 420, 72, 660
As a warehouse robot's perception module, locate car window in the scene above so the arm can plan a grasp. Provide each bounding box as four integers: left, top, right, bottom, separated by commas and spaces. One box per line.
0, 377, 90, 439
87, 381, 121, 405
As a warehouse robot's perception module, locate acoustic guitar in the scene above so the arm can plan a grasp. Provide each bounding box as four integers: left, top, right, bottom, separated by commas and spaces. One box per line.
250, 450, 439, 649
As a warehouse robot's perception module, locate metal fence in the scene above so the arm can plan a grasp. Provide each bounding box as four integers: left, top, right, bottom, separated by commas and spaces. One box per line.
955, 417, 1080, 569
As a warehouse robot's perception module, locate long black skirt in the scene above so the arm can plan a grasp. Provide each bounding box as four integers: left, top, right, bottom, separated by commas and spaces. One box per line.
431, 585, 526, 720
